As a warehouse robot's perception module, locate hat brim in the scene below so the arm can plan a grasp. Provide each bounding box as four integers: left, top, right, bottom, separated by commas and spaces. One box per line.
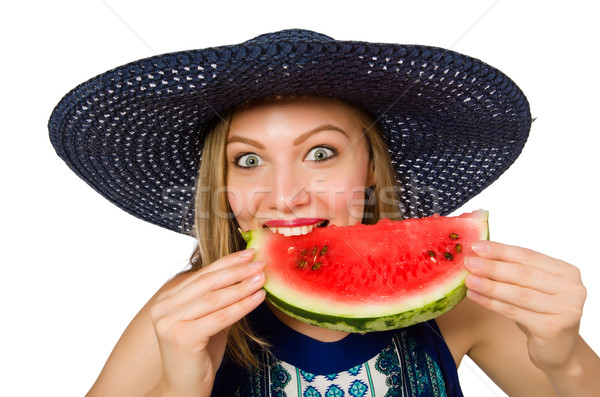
49, 29, 531, 234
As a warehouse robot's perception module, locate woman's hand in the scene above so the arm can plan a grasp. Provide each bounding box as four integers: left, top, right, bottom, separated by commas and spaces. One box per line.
148, 249, 265, 396
463, 241, 587, 374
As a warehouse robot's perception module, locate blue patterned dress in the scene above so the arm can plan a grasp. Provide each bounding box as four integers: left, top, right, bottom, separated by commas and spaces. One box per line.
212, 303, 463, 396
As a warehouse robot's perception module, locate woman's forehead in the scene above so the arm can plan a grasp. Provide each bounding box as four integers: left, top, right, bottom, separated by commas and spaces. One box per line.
227, 96, 363, 138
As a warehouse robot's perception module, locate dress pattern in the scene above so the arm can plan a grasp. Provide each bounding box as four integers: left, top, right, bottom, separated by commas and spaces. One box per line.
232, 330, 449, 397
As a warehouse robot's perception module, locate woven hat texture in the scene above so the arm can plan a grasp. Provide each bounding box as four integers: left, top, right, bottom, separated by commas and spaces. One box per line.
49, 29, 531, 235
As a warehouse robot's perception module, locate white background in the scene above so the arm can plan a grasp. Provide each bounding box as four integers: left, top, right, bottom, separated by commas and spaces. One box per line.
1, 1, 599, 395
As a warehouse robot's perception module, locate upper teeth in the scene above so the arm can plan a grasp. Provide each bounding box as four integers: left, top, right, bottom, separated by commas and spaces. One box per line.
269, 223, 320, 237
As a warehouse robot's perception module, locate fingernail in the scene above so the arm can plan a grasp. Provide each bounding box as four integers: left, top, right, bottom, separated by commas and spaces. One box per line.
464, 256, 482, 269
248, 261, 265, 269
466, 275, 483, 288
466, 289, 481, 300
240, 249, 255, 259
471, 241, 490, 254
247, 272, 264, 285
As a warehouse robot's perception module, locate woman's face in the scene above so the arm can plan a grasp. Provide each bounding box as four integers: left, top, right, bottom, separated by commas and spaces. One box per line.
226, 97, 375, 235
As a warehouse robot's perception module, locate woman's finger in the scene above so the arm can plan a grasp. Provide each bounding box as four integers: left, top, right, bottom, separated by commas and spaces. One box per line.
159, 249, 256, 299
173, 289, 266, 341
465, 274, 562, 314
173, 260, 264, 304
176, 269, 266, 322
464, 256, 563, 295
471, 241, 579, 279
465, 289, 574, 338
153, 260, 265, 320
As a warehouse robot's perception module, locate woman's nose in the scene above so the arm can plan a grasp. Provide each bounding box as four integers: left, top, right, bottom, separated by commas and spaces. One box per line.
269, 170, 311, 215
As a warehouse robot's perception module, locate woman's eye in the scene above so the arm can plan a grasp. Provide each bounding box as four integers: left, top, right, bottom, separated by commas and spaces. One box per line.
235, 153, 263, 168
305, 146, 336, 162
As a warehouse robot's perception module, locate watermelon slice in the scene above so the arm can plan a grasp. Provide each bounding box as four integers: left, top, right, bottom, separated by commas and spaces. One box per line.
242, 210, 489, 332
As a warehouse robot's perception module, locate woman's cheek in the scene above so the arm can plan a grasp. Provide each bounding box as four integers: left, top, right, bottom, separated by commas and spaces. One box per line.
227, 177, 253, 218
347, 185, 368, 223
227, 189, 243, 219
228, 181, 271, 227
324, 182, 367, 225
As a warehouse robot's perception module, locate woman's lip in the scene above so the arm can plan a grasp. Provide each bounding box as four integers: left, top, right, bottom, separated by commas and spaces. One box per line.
263, 218, 327, 227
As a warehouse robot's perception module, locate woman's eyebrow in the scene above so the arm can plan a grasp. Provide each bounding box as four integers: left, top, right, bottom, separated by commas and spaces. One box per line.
226, 124, 348, 148
226, 136, 265, 149
293, 124, 349, 145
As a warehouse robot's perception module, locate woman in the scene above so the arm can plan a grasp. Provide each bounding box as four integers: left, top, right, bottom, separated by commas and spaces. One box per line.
49, 30, 599, 396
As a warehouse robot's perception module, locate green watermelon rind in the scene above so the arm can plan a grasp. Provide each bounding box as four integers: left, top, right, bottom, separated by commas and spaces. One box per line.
266, 282, 468, 332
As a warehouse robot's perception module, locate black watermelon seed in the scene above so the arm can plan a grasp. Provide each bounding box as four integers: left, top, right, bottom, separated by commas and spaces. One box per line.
298, 259, 307, 269
449, 233, 459, 240
311, 262, 322, 271
444, 252, 454, 260
455, 244, 462, 254
427, 250, 436, 258
320, 246, 328, 256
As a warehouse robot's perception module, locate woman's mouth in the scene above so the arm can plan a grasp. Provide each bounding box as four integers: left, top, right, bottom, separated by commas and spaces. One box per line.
263, 219, 329, 236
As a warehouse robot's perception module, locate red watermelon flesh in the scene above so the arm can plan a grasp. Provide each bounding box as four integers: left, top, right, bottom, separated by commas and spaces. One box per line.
243, 210, 489, 332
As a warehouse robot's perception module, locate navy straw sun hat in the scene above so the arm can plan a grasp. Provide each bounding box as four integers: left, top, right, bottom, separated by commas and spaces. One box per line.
49, 29, 531, 235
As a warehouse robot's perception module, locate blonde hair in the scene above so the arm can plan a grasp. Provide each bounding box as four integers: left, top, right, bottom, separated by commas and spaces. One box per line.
185, 97, 403, 367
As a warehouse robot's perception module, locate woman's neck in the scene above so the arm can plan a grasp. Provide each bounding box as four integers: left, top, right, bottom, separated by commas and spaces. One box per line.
265, 301, 350, 342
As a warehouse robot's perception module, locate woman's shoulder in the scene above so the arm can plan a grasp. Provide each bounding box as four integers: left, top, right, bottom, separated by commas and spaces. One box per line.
435, 296, 498, 367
